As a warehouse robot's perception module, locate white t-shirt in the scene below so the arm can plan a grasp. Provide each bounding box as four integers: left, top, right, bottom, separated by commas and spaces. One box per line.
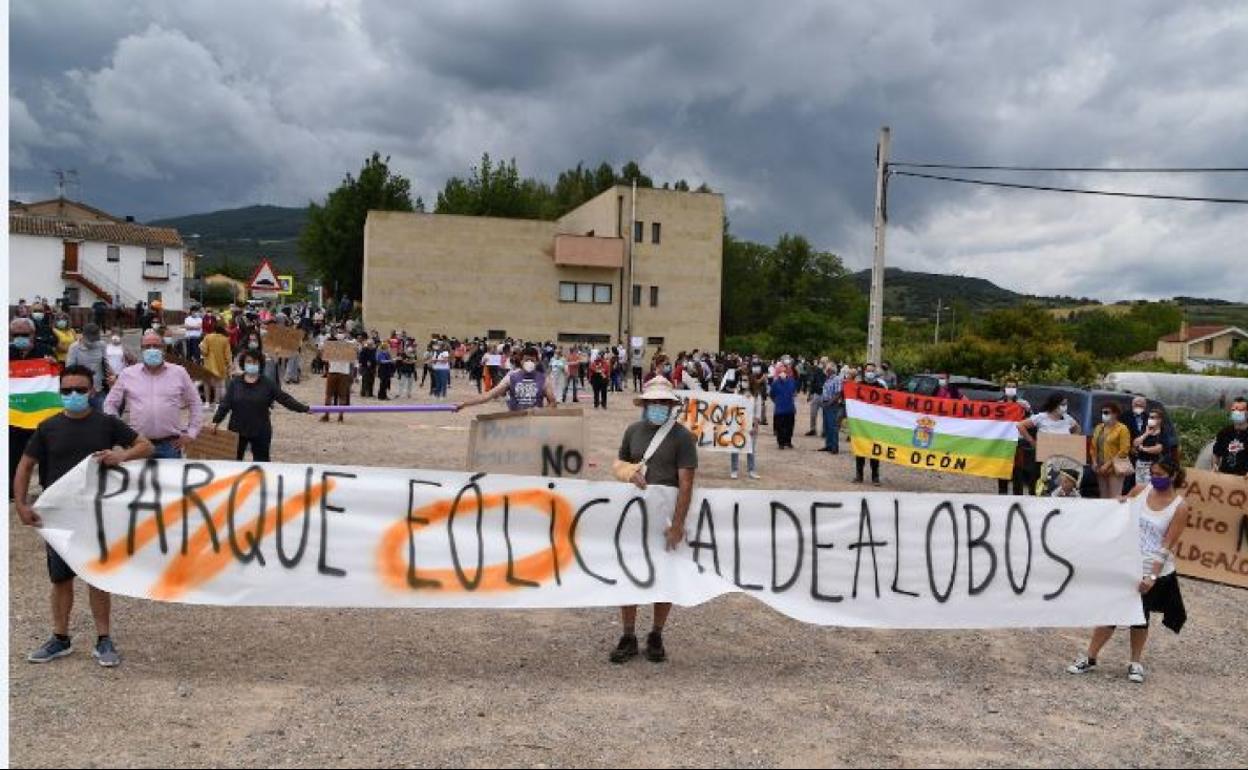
1032, 412, 1077, 434
433, 351, 450, 370
184, 315, 203, 339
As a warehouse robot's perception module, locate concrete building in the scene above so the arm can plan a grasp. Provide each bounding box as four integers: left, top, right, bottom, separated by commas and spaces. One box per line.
363, 185, 723, 357
9, 198, 188, 311
1156, 323, 1248, 370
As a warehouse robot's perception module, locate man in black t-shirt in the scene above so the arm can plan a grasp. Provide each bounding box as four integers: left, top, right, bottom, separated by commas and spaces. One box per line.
609, 376, 698, 664
14, 365, 154, 667
1212, 397, 1248, 477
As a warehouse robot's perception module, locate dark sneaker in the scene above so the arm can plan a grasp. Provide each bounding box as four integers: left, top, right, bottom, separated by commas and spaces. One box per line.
28, 636, 72, 664
1066, 655, 1097, 675
644, 631, 667, 663
609, 634, 638, 664
93, 637, 120, 668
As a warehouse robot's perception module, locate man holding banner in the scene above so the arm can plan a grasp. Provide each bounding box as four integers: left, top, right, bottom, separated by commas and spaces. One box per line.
609, 376, 698, 663
14, 364, 154, 667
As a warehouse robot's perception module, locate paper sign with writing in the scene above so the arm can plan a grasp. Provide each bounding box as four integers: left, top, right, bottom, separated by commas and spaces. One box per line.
322, 341, 358, 363
674, 389, 754, 454
467, 408, 586, 477
34, 457, 1145, 628
1175, 469, 1248, 589
264, 326, 304, 356
1036, 433, 1088, 464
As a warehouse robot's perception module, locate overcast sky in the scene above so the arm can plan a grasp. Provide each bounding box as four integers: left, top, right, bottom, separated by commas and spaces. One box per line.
10, 1, 1248, 301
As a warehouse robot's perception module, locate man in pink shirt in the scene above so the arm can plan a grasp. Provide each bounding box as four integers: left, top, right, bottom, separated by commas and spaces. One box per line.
104, 330, 203, 459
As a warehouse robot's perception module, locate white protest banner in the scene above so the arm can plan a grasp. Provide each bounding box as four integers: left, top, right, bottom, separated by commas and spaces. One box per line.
675, 389, 754, 454
467, 408, 587, 477
33, 458, 1144, 628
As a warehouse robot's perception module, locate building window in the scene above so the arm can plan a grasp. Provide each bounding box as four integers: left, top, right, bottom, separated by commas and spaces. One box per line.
652, 222, 661, 244
488, 329, 507, 339
647, 336, 665, 346
634, 221, 643, 241
557, 332, 612, 344
1204, 340, 1214, 355
650, 285, 659, 307
632, 284, 641, 306
145, 246, 163, 265
560, 281, 613, 304
63, 287, 81, 307
107, 245, 120, 263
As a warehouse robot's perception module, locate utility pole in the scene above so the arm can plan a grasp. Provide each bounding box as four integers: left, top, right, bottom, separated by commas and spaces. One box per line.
867, 126, 890, 366
934, 297, 942, 344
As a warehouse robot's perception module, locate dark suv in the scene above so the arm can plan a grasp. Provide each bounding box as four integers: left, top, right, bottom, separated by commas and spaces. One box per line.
901, 374, 1004, 402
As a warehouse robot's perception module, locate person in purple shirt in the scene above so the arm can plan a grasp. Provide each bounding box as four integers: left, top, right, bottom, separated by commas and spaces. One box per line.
103, 330, 203, 459
455, 346, 557, 413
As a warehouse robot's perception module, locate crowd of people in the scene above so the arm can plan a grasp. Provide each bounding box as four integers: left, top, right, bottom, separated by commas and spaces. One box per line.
9, 299, 1248, 679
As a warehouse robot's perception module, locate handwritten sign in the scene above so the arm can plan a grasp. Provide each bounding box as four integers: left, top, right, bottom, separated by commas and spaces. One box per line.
1176, 469, 1248, 589
674, 389, 754, 454
183, 428, 239, 460
166, 353, 216, 383
467, 408, 586, 477
1036, 433, 1087, 464
33, 457, 1145, 628
264, 325, 304, 356
322, 340, 357, 364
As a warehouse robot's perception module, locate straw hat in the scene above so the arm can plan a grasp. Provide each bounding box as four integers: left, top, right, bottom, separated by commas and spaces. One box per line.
634, 376, 680, 405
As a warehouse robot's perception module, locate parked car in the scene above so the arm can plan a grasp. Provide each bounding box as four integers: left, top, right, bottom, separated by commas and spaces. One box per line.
901, 374, 1004, 402
1019, 385, 1176, 498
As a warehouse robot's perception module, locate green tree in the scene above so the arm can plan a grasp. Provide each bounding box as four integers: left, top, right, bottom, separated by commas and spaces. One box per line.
299, 152, 413, 300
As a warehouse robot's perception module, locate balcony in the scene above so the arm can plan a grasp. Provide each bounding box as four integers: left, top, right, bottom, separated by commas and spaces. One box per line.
143, 262, 170, 280
553, 234, 624, 268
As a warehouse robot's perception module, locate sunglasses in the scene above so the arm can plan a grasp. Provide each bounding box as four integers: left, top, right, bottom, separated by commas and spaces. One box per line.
59, 386, 90, 395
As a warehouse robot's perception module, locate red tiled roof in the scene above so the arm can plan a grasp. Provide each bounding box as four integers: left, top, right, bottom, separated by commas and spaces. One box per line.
9, 213, 184, 249
1158, 325, 1235, 343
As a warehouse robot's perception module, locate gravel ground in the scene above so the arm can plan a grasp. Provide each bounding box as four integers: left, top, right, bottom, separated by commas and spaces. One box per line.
9, 371, 1247, 767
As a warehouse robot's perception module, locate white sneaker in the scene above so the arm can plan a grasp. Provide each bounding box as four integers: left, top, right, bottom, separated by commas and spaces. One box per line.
1066, 655, 1097, 675
730, 471, 739, 480
1127, 662, 1145, 683
748, 471, 761, 480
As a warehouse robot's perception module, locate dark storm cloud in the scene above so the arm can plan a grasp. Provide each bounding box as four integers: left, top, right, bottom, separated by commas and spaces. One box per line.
10, 0, 1248, 299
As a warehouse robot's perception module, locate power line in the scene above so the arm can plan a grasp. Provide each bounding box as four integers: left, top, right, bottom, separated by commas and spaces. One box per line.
889, 170, 1248, 204
889, 162, 1248, 173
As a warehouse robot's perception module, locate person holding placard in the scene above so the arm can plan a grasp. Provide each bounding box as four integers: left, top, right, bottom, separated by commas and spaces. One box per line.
456, 347, 557, 413
321, 331, 356, 423
1018, 393, 1082, 489
211, 350, 311, 461
609, 376, 697, 664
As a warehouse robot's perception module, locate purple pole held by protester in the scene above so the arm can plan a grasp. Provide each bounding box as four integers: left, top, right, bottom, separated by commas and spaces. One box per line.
308, 404, 457, 414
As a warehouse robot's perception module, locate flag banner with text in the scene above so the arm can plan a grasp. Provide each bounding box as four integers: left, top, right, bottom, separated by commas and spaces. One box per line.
845, 383, 1025, 480
32, 458, 1143, 628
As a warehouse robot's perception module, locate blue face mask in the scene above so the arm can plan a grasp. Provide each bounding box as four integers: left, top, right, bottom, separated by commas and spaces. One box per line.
62, 392, 90, 414
142, 348, 164, 367
13, 336, 31, 350
244, 363, 261, 376
645, 405, 671, 425
1232, 411, 1247, 425
1150, 477, 1173, 491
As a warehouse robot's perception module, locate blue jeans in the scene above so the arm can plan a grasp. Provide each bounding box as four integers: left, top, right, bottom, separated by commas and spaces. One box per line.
151, 439, 183, 460
730, 452, 756, 474
822, 404, 841, 452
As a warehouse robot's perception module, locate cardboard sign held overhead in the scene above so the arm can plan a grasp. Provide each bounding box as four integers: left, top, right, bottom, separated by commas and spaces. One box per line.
184, 428, 240, 460
264, 325, 304, 356
1036, 433, 1087, 463
322, 340, 358, 363
249, 259, 282, 293
467, 407, 586, 477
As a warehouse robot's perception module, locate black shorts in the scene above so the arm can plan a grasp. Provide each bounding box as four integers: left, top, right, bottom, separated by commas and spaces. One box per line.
46, 544, 76, 584
1133, 572, 1186, 634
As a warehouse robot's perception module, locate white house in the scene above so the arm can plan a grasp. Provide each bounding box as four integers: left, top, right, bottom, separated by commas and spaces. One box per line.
8, 198, 188, 312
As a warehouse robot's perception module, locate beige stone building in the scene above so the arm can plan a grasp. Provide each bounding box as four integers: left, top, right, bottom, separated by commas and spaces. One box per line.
363, 186, 723, 359
1156, 323, 1248, 366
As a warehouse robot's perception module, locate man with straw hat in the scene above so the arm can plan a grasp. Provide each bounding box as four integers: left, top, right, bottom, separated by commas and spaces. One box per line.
608, 376, 698, 664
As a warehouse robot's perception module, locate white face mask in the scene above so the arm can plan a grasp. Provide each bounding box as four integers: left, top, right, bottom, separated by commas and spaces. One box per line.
522, 360, 537, 373
1148, 418, 1159, 428
1004, 387, 1017, 397
1058, 404, 1068, 415
1133, 407, 1146, 416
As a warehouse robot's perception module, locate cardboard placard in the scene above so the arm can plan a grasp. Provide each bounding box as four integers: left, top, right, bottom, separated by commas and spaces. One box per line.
1175, 470, 1248, 589
166, 353, 216, 383
466, 408, 586, 477
264, 325, 304, 356
1036, 432, 1087, 463
184, 428, 240, 460
322, 340, 358, 363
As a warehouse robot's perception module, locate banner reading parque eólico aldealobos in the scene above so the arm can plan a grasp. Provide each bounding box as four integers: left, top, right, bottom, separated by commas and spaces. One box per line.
33, 458, 1144, 628
845, 382, 1026, 480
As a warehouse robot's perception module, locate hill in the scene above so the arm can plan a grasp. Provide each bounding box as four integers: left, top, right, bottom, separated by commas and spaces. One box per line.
149, 205, 309, 277
850, 268, 1093, 319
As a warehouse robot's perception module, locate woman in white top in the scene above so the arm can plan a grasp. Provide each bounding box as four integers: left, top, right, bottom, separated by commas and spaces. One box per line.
1017, 392, 1081, 439
549, 348, 568, 403
1066, 457, 1188, 684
